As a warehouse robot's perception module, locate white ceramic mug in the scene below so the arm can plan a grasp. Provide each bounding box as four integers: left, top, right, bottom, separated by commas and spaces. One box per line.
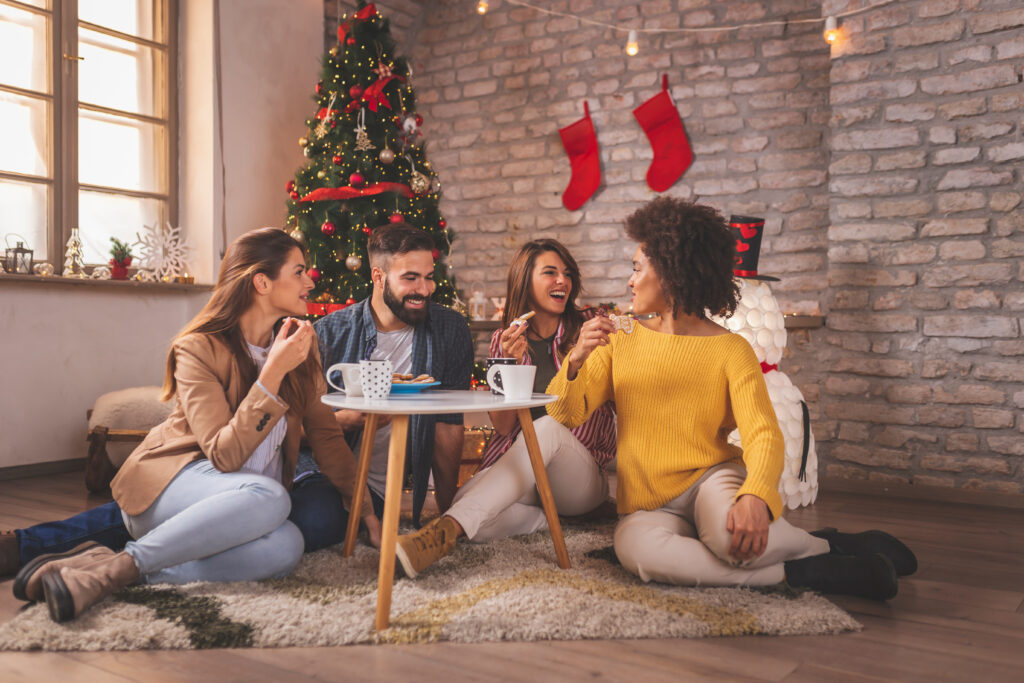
359, 359, 393, 399
486, 364, 536, 400
325, 362, 363, 396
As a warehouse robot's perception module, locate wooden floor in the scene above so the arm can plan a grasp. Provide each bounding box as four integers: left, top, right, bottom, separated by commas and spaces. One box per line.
1, 472, 1023, 682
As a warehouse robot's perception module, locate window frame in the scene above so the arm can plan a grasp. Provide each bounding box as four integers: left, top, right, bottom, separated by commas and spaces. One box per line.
0, 0, 177, 270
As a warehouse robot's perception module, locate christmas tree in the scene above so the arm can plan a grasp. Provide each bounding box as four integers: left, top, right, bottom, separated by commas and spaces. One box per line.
286, 1, 456, 316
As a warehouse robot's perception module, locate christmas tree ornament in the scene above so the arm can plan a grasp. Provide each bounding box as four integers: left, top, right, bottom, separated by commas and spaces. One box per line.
633, 74, 693, 192
62, 227, 87, 278
321, 221, 336, 236
288, 225, 305, 244
379, 147, 395, 164
134, 222, 193, 279
345, 297, 356, 305
349, 172, 365, 187
354, 109, 375, 151
345, 254, 362, 271
349, 84, 364, 99
315, 81, 323, 95
289, 191, 300, 200
410, 169, 430, 195
438, 219, 447, 229
558, 100, 601, 211
314, 92, 337, 138
362, 226, 372, 235
431, 248, 440, 260
389, 213, 404, 223
330, 46, 338, 57
308, 267, 320, 282
346, 36, 356, 45
373, 60, 393, 79
315, 291, 331, 303
317, 170, 327, 179
285, 180, 295, 193
303, 147, 313, 158
332, 154, 343, 165
709, 216, 815, 510
298, 137, 309, 147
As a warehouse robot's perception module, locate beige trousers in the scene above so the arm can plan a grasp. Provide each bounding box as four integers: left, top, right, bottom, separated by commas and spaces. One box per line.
614, 462, 828, 587
448, 416, 608, 542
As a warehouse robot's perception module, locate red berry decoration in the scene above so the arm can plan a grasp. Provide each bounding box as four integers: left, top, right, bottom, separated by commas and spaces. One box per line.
289, 191, 300, 200
438, 219, 447, 229
346, 36, 356, 45
332, 155, 343, 166
349, 84, 364, 99
308, 267, 320, 281
389, 213, 404, 223
345, 297, 356, 305
349, 172, 365, 187
362, 226, 372, 235
431, 249, 440, 260
415, 114, 423, 127
321, 221, 336, 236
286, 180, 295, 192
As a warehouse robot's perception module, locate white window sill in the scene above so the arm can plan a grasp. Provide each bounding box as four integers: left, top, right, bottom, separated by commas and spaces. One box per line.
0, 272, 211, 294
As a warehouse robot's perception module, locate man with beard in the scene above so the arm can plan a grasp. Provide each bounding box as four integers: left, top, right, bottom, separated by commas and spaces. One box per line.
2, 224, 472, 590
299, 222, 473, 534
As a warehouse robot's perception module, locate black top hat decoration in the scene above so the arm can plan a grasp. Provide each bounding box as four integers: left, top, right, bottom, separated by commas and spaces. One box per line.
730, 215, 779, 282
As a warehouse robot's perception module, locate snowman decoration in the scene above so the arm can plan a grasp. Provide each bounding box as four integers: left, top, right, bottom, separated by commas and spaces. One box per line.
711, 216, 818, 509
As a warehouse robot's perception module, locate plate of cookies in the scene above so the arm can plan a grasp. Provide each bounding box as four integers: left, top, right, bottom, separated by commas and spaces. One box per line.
390, 373, 441, 393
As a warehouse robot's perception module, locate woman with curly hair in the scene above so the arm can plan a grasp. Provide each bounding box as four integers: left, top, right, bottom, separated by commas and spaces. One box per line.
393, 239, 616, 577
545, 197, 915, 599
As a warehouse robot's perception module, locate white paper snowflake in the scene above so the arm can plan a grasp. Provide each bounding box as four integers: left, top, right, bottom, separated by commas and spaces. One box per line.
134, 222, 193, 279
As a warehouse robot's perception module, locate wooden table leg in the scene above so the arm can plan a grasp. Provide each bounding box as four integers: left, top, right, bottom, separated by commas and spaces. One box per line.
375, 413, 409, 631
343, 413, 379, 557
517, 409, 571, 569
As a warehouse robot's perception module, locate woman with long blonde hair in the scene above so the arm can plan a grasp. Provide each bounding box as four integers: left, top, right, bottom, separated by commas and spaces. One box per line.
29, 228, 380, 622
394, 238, 616, 578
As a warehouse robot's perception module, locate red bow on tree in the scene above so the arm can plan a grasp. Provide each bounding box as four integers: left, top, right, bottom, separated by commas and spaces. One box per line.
337, 3, 377, 42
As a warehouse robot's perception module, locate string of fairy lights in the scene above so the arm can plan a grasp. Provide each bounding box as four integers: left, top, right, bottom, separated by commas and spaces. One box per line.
476, 0, 897, 49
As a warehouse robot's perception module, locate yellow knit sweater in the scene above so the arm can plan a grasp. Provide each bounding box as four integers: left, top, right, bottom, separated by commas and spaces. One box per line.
546, 323, 784, 519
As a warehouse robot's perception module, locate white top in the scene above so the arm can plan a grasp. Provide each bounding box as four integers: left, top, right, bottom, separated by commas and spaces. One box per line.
367, 326, 414, 497
243, 341, 287, 481
322, 390, 558, 415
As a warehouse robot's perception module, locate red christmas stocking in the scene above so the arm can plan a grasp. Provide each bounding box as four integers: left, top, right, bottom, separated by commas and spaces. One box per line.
558, 100, 601, 211
634, 75, 693, 192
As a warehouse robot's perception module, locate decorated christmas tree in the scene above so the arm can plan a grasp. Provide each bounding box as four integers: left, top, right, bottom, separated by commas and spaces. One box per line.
285, 1, 456, 316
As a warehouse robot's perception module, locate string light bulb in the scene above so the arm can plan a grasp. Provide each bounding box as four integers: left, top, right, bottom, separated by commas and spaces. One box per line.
625, 29, 639, 56
823, 16, 838, 43
477, 1, 488, 15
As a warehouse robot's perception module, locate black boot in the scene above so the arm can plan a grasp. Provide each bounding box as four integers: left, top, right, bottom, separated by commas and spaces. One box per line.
785, 552, 898, 600
811, 527, 917, 577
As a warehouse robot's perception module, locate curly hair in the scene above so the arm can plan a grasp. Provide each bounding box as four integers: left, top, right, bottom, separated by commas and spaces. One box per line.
624, 197, 739, 319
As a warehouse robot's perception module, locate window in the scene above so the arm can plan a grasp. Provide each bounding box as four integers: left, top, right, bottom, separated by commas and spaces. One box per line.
0, 0, 176, 269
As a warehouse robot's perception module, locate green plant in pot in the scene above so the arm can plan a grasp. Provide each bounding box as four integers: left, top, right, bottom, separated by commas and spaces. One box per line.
109, 238, 133, 280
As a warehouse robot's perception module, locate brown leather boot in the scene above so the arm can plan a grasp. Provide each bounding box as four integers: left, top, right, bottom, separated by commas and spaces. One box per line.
0, 531, 19, 578
395, 516, 460, 579
12, 542, 107, 602
42, 551, 140, 622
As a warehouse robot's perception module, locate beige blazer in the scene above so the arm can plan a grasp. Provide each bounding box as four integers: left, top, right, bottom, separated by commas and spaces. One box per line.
111, 332, 373, 519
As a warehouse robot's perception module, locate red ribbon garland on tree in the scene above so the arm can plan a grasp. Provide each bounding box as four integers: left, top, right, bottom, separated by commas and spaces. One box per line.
299, 182, 413, 202
336, 3, 377, 43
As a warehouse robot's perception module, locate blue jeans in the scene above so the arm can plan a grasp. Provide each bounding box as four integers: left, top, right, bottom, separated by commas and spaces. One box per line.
15, 472, 383, 565
122, 460, 303, 584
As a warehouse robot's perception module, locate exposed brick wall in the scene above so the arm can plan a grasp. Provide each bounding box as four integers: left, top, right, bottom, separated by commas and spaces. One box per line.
321, 0, 1024, 497
821, 0, 1024, 494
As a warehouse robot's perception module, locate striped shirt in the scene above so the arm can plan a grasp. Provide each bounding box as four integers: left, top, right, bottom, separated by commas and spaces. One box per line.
480, 312, 617, 470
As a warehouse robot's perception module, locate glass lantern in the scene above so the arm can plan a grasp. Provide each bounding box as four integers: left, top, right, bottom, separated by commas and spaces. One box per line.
4, 242, 33, 274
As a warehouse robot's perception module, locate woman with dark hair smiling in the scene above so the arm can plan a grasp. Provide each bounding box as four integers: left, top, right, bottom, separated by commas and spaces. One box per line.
545, 197, 915, 600
393, 238, 616, 578
25, 228, 379, 622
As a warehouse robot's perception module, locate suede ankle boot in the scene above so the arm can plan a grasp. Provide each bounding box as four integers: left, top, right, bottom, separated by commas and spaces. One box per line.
0, 531, 19, 578
785, 552, 898, 601
810, 527, 917, 576
395, 516, 460, 579
13, 541, 107, 602
42, 551, 140, 622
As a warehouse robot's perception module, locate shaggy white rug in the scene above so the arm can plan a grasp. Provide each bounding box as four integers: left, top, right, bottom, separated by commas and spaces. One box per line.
0, 522, 859, 651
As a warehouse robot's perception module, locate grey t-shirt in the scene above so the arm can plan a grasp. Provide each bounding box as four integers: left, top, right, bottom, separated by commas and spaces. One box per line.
366, 326, 414, 497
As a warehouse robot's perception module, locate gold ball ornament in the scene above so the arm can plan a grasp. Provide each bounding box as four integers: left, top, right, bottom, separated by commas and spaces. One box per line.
379, 148, 395, 164
288, 226, 305, 244
298, 137, 309, 147
410, 169, 431, 195
345, 254, 363, 271
317, 170, 327, 179
315, 291, 332, 303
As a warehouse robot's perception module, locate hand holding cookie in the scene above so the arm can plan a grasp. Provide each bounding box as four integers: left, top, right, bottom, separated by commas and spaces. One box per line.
499, 312, 533, 362
565, 315, 616, 379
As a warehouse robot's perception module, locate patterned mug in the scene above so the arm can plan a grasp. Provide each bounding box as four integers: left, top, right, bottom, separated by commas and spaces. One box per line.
359, 359, 393, 399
